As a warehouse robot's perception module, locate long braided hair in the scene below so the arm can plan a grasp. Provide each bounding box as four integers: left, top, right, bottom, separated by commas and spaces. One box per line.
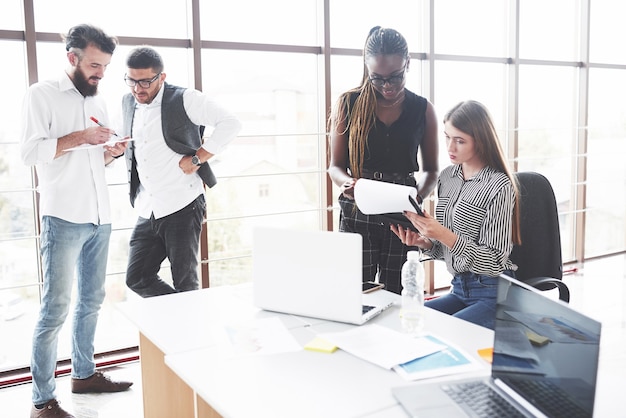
329, 26, 409, 178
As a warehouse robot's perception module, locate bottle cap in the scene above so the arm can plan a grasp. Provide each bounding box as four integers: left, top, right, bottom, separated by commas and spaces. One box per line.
406, 250, 420, 260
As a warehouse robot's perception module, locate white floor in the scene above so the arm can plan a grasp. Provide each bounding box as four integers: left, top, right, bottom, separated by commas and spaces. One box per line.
1, 254, 624, 418
0, 363, 143, 418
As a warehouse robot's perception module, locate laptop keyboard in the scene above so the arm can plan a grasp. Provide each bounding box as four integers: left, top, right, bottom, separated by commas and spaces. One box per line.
442, 381, 526, 418
362, 305, 375, 314
503, 378, 591, 418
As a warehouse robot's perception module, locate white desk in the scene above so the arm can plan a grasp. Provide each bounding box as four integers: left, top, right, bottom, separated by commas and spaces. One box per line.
165, 304, 493, 418
118, 284, 493, 418
117, 284, 318, 418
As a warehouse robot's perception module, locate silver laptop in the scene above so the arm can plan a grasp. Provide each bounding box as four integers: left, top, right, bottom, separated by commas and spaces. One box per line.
392, 274, 601, 418
252, 227, 393, 325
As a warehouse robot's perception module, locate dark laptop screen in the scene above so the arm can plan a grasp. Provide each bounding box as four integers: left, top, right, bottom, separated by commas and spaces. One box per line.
492, 274, 601, 418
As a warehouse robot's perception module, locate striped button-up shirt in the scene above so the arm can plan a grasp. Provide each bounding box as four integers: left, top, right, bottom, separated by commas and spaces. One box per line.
426, 164, 516, 276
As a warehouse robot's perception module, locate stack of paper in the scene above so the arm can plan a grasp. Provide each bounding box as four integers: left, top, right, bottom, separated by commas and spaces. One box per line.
318, 324, 444, 369
319, 324, 484, 381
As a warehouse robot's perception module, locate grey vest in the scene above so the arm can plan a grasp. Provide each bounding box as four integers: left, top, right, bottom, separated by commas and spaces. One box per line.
121, 83, 217, 207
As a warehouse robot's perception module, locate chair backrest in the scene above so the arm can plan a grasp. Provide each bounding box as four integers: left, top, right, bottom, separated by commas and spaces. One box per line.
509, 172, 563, 281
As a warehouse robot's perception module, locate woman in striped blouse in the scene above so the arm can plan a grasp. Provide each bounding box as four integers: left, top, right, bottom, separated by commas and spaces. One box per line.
391, 100, 521, 329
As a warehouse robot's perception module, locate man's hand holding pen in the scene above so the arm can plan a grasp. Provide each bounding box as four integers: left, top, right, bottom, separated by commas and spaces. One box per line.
90, 115, 128, 160
84, 126, 116, 146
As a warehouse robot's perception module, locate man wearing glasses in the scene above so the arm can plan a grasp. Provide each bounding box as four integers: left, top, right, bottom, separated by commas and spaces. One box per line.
116, 46, 241, 297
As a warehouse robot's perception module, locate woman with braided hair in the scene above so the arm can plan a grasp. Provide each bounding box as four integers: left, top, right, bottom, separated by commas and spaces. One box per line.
328, 26, 439, 294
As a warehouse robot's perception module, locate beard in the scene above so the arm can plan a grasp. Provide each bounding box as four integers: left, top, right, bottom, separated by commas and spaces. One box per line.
73, 66, 100, 97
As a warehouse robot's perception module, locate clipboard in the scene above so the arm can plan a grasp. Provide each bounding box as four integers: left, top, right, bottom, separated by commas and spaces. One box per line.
378, 212, 419, 233
354, 179, 421, 232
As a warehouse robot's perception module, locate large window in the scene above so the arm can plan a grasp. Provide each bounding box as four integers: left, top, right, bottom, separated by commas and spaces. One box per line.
33, 0, 193, 39
433, 0, 509, 57
519, 0, 581, 61
0, 38, 41, 374
1, 0, 625, 378
517, 65, 578, 259
586, 68, 626, 257
200, 0, 320, 45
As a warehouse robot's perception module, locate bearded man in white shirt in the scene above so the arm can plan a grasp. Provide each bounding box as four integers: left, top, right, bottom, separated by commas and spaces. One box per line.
21, 24, 132, 418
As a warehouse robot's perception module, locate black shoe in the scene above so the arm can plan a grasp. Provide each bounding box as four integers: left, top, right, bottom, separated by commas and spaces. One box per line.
71, 370, 133, 394
30, 399, 75, 418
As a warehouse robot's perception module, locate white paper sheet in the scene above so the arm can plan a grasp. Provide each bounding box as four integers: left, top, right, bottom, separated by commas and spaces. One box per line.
223, 317, 303, 356
393, 334, 485, 381
319, 323, 445, 369
67, 138, 133, 151
354, 178, 419, 215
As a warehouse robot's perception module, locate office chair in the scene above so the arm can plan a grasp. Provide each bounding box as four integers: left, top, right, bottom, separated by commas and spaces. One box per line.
509, 172, 570, 302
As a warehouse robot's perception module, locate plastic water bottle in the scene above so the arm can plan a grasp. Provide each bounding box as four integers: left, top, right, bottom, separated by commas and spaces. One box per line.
400, 250, 425, 336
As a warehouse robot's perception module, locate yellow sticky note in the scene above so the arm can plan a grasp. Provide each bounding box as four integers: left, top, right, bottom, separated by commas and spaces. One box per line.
477, 347, 493, 363
526, 330, 550, 346
304, 337, 338, 353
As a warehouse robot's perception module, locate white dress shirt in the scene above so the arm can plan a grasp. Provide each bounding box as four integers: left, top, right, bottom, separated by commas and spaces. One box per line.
20, 73, 112, 225
132, 84, 240, 219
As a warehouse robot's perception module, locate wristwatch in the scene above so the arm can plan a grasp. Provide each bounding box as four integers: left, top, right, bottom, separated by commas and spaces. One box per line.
191, 155, 202, 166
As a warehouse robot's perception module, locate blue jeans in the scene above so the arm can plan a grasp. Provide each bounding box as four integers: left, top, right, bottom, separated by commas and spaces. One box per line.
425, 270, 515, 330
32, 216, 111, 405
126, 194, 205, 297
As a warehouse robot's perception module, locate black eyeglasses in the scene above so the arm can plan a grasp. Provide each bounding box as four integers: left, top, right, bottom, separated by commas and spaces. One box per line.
124, 73, 161, 88
369, 71, 406, 87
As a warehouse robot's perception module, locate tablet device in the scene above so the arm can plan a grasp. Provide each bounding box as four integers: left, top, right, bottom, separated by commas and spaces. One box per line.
380, 212, 419, 233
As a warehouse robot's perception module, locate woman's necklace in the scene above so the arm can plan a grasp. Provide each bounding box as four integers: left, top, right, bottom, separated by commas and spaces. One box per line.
379, 94, 405, 108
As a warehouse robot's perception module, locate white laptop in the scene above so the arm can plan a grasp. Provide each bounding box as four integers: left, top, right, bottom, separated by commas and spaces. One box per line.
252, 227, 393, 325
392, 274, 601, 418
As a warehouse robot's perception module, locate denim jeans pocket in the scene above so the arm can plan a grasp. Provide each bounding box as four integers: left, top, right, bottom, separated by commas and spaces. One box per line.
476, 275, 499, 288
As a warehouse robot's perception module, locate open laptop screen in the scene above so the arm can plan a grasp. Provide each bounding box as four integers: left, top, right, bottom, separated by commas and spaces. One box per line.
492, 274, 601, 417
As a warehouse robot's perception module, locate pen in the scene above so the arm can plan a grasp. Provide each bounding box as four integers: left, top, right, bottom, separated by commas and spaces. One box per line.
408, 195, 425, 217
90, 116, 119, 137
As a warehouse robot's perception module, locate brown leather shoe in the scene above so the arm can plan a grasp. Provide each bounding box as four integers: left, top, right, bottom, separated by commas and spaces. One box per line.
71, 370, 133, 394
30, 399, 75, 418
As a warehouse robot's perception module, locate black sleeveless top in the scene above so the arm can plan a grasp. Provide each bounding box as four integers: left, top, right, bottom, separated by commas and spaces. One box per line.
347, 89, 428, 174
